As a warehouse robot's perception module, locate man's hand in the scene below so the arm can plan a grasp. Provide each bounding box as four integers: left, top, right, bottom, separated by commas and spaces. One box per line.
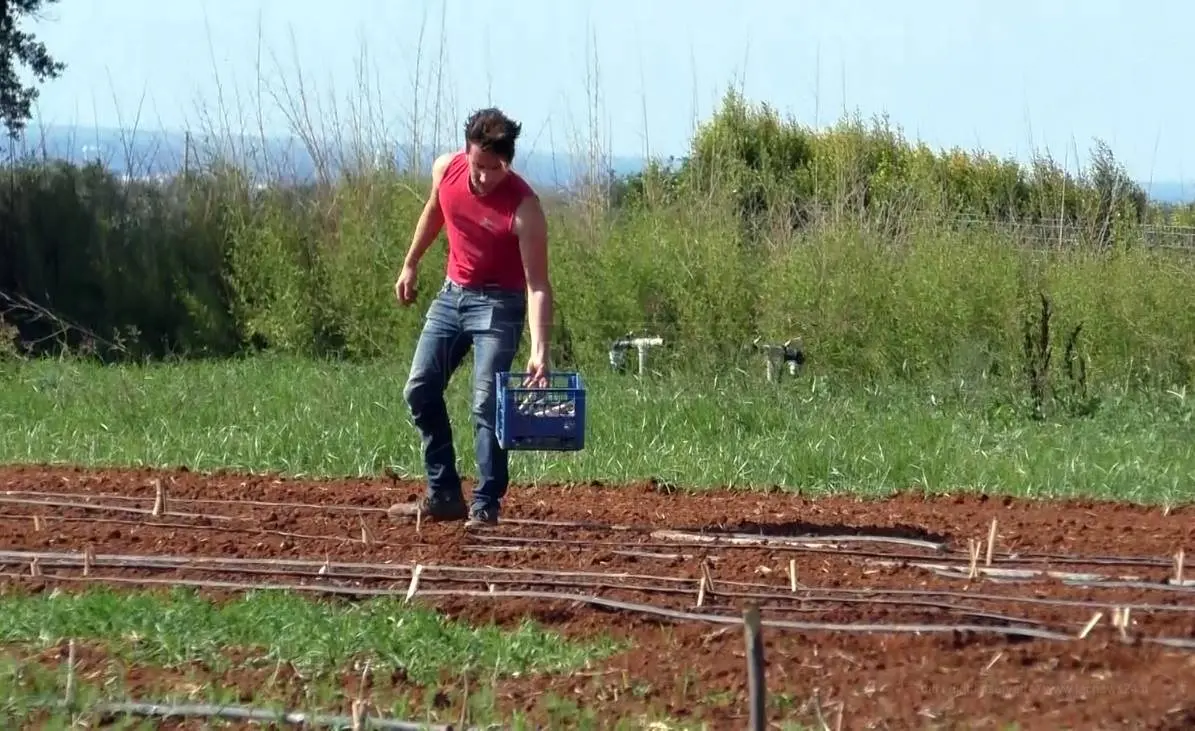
523, 351, 549, 388
395, 264, 417, 306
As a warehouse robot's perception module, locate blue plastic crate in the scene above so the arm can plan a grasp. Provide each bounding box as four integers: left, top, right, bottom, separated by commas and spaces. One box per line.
495, 371, 586, 451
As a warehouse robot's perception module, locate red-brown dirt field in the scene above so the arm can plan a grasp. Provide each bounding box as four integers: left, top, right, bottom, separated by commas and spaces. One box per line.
1, 463, 1193, 730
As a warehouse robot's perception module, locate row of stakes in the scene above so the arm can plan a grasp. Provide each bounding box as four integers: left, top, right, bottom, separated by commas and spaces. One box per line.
608, 333, 806, 381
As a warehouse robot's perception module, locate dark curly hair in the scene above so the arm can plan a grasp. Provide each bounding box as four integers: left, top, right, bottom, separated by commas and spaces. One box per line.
464, 108, 522, 163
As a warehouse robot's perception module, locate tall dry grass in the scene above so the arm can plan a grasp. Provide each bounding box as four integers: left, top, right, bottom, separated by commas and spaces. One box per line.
2, 26, 1193, 394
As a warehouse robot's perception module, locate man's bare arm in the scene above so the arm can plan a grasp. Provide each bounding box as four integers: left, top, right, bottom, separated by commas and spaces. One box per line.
515, 194, 553, 365
402, 152, 454, 269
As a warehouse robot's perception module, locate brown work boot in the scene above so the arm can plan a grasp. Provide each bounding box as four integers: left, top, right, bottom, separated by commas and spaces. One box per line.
387, 492, 468, 522
464, 503, 499, 528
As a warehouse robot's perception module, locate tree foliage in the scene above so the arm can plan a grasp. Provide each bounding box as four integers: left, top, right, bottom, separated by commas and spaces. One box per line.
0, 0, 65, 139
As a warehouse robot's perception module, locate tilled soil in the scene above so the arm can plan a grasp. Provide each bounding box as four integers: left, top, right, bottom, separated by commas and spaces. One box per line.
0, 463, 1193, 730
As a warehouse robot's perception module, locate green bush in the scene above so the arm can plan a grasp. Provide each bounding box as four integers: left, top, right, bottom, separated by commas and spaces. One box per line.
1, 87, 1192, 392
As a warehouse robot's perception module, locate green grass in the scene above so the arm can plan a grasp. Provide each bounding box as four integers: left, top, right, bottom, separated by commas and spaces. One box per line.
0, 586, 618, 683
0, 654, 644, 730
1, 355, 1192, 503
0, 585, 625, 728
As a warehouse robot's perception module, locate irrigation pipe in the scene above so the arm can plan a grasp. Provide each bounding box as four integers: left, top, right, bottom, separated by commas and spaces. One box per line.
0, 496, 234, 521
465, 534, 958, 562
0, 569, 1080, 641
925, 569, 1195, 593
2, 492, 1184, 569
0, 555, 698, 600
84, 700, 460, 730
4, 549, 1194, 617
441, 532, 1178, 574
1, 489, 638, 531
11, 569, 1195, 651
0, 505, 957, 564
0, 549, 695, 584
686, 599, 1053, 628
868, 558, 1193, 590
648, 528, 945, 551
7, 509, 1178, 586
5, 547, 664, 585
2, 488, 642, 532
2, 489, 403, 515
0, 512, 426, 551
0, 552, 1061, 628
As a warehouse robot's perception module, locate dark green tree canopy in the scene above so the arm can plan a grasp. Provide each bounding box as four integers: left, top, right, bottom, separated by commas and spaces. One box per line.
0, 0, 65, 139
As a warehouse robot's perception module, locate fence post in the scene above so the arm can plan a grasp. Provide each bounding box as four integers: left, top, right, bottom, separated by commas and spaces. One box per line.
743, 604, 766, 731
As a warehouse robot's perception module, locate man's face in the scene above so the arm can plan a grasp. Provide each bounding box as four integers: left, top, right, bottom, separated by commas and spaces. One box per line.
465, 144, 509, 195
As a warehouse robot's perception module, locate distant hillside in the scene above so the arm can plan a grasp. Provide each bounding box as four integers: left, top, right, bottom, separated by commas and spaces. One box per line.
1140, 181, 1194, 205
0, 124, 649, 192
3, 124, 1193, 204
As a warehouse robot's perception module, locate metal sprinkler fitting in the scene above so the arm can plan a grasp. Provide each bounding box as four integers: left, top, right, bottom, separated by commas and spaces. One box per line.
609, 332, 665, 376
752, 337, 806, 382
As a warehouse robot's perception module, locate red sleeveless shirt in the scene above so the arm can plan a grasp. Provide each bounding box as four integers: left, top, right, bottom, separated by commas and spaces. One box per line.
438, 150, 534, 291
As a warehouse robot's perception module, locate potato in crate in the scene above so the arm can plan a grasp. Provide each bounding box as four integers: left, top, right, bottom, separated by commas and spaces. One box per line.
495, 371, 586, 451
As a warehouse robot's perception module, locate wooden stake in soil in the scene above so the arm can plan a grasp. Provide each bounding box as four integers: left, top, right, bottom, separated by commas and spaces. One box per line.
351, 659, 370, 731
405, 564, 424, 603
1175, 549, 1185, 586
32, 515, 43, 532
82, 545, 94, 577
985, 518, 998, 566
1111, 606, 1132, 640
742, 604, 766, 731
701, 559, 716, 594
967, 539, 980, 580
457, 669, 470, 729
1078, 611, 1103, 639
64, 639, 77, 709
788, 558, 797, 592
696, 575, 706, 607
359, 516, 375, 545
151, 479, 166, 517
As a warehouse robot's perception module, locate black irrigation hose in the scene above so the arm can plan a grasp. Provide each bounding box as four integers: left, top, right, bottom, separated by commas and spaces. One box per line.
2, 490, 1184, 568
0, 511, 977, 576
3, 549, 1193, 617
0, 552, 1065, 629
0, 496, 235, 522
0, 512, 428, 551
1, 557, 702, 600
14, 569, 1195, 650
0, 559, 1094, 631
0, 569, 1085, 643
6, 510, 1186, 594
11, 484, 1184, 562
1, 509, 961, 567
83, 701, 458, 730
1, 507, 1168, 584
0, 549, 694, 584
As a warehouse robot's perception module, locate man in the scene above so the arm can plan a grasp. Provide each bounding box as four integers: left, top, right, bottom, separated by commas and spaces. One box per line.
387, 108, 553, 528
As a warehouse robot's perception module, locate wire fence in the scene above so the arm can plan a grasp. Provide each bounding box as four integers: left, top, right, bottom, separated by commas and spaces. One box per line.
944, 215, 1195, 251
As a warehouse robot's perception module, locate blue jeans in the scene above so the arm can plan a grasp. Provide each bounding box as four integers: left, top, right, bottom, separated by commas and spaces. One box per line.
403, 278, 526, 510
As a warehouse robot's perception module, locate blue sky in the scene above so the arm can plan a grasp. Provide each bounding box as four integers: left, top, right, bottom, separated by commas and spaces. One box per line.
20, 0, 1195, 185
